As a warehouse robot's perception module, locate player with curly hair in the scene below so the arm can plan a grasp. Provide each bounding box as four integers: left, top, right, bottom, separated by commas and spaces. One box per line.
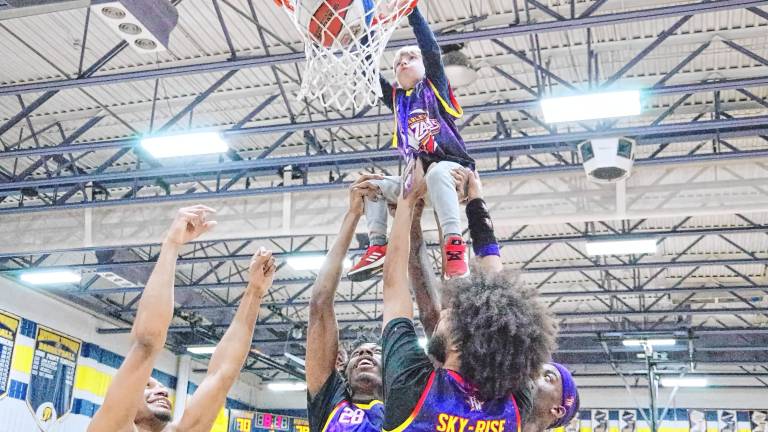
412, 167, 581, 431
379, 162, 558, 432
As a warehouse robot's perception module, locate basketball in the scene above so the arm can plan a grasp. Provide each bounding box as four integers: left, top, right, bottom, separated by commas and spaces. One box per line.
301, 0, 375, 48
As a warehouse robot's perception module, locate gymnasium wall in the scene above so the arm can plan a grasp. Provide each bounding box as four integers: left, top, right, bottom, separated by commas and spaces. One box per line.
0, 277, 266, 400
0, 304, 266, 431
1, 281, 765, 432
0, 278, 261, 431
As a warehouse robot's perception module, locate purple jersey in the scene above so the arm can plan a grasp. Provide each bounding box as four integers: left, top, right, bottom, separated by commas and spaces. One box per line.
392, 79, 475, 169
321, 399, 385, 432
384, 369, 521, 432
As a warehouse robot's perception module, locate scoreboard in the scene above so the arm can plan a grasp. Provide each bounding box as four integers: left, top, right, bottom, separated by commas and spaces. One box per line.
255, 412, 290, 431
229, 409, 307, 432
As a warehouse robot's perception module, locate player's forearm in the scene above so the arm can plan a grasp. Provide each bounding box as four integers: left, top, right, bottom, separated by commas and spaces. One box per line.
409, 241, 440, 337
131, 241, 179, 349
409, 7, 439, 54
408, 204, 440, 336
207, 290, 262, 381
383, 198, 415, 323
408, 7, 449, 94
310, 211, 360, 307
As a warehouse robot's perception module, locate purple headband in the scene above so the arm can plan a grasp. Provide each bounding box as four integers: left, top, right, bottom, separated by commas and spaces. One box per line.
549, 363, 580, 429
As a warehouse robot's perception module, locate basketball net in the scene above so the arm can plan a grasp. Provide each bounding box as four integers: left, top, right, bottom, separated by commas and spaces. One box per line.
277, 0, 418, 111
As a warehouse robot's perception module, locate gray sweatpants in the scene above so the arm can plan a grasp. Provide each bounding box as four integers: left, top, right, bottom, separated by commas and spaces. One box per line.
365, 160, 463, 243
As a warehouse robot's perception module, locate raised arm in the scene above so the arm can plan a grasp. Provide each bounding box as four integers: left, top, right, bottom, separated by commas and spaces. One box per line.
408, 201, 441, 337
383, 161, 426, 328
88, 205, 217, 432
453, 168, 503, 273
306, 174, 383, 398
408, 7, 449, 96
176, 249, 275, 432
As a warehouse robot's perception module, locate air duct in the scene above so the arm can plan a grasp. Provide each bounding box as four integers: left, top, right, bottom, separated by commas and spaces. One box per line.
90, 0, 178, 53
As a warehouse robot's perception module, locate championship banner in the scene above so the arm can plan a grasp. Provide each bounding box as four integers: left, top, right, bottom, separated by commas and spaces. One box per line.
751, 411, 767, 432
26, 325, 81, 431
689, 409, 707, 432
620, 410, 637, 432
0, 309, 20, 398
562, 411, 581, 432
592, 410, 610, 432
230, 409, 255, 432
720, 411, 738, 432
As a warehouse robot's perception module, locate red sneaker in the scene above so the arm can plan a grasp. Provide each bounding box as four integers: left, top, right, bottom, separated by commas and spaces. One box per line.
443, 235, 469, 279
347, 245, 387, 282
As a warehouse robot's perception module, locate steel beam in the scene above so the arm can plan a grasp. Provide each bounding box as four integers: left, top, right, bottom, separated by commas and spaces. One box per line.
0, 41, 128, 137
1, 114, 767, 197
525, 257, 768, 274
3, 249, 767, 275
602, 15, 692, 87
95, 305, 768, 334
2, 74, 766, 163
0, 0, 764, 97
3, 223, 764, 260
1, 144, 767, 213
104, 284, 768, 313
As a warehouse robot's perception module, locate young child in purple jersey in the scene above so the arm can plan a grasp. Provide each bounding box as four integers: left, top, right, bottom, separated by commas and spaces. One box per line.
347, 6, 481, 282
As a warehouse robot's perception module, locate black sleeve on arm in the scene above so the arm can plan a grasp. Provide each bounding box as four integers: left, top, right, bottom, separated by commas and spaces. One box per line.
380, 75, 394, 111
408, 8, 449, 98
382, 318, 434, 430
307, 372, 347, 432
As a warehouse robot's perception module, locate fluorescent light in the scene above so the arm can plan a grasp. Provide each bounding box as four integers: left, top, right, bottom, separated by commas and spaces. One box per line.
140, 132, 228, 158
286, 255, 325, 271
20, 270, 81, 285
541, 90, 642, 123
660, 378, 708, 388
286, 255, 353, 271
623, 339, 676, 347
585, 238, 657, 256
267, 381, 307, 392
418, 337, 428, 348
187, 345, 216, 355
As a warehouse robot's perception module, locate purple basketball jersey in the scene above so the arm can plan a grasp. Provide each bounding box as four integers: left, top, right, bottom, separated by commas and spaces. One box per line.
321, 399, 384, 432
384, 369, 521, 432
392, 79, 475, 169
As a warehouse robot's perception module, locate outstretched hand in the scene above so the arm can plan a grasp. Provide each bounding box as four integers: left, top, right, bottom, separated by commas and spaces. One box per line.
164, 205, 217, 246
247, 248, 276, 298
349, 173, 384, 215
374, 0, 418, 25
452, 168, 483, 203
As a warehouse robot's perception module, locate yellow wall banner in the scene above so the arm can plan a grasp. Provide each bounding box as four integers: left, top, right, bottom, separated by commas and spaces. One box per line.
27, 325, 81, 431
0, 310, 20, 398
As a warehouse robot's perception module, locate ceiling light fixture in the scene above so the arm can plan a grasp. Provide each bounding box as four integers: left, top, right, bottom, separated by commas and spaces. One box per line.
541, 90, 642, 123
